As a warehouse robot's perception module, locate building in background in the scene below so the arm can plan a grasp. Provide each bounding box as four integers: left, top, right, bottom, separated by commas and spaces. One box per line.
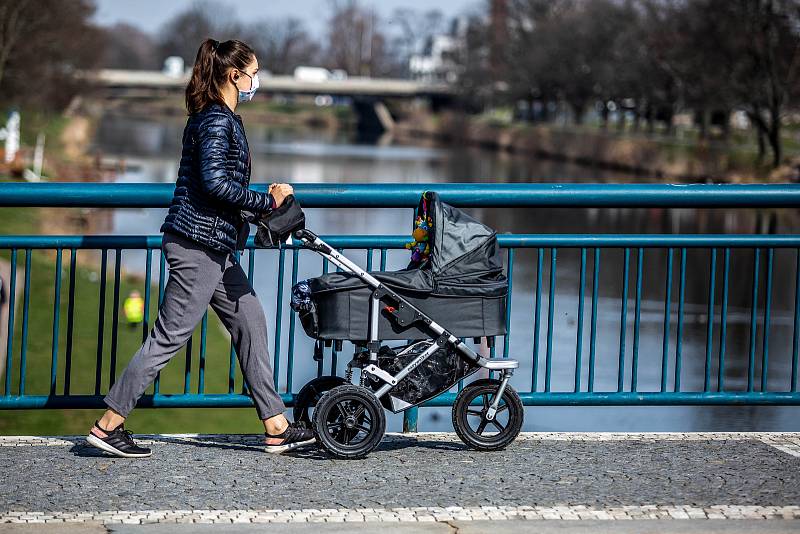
408, 17, 467, 84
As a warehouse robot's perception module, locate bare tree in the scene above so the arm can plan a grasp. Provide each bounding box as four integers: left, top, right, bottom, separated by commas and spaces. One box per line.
0, 0, 105, 109
157, 0, 242, 65
243, 17, 320, 75
324, 0, 392, 76
100, 23, 160, 70
388, 7, 445, 77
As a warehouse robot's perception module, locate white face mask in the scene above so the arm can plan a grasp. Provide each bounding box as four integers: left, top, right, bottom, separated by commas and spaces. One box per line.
237, 72, 259, 103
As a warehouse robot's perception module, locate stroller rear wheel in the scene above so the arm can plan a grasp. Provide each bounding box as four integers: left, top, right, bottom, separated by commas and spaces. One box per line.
293, 375, 348, 426
452, 378, 523, 451
312, 384, 386, 459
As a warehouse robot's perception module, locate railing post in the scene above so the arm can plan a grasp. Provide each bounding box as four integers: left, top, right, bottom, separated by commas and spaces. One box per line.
403, 406, 418, 433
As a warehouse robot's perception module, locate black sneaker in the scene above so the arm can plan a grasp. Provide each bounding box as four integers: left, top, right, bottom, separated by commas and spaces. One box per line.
264, 422, 316, 454
85, 420, 152, 458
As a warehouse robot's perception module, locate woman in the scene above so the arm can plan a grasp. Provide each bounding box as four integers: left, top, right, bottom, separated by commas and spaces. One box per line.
85, 38, 315, 457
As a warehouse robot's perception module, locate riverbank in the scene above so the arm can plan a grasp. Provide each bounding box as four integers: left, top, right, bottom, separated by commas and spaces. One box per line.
393, 109, 800, 183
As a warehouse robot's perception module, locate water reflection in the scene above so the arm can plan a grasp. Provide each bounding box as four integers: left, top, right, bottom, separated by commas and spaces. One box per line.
91, 113, 800, 432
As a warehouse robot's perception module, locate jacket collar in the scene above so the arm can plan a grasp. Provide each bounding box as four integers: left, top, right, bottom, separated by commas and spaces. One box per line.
205, 101, 242, 122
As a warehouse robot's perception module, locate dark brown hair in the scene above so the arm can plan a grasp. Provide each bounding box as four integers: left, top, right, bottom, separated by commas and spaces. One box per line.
185, 38, 256, 114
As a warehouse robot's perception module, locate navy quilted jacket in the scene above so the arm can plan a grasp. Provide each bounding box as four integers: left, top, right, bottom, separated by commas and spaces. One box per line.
160, 102, 275, 254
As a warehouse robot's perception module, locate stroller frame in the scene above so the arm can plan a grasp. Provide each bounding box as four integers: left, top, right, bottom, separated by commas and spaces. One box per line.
293, 228, 519, 419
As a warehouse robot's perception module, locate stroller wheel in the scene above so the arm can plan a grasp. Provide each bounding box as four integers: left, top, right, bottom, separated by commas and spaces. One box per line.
312, 384, 386, 459
293, 376, 348, 426
452, 378, 523, 451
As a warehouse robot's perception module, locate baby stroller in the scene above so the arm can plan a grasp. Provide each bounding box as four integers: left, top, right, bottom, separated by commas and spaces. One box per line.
288, 191, 523, 459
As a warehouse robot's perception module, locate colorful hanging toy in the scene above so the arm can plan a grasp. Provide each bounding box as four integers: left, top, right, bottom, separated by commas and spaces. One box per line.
405, 192, 433, 266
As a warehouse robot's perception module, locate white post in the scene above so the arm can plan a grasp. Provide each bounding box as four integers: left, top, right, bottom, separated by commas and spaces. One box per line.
32, 133, 45, 180
4, 111, 20, 164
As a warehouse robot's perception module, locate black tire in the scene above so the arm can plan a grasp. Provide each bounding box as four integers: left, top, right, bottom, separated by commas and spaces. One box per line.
312, 384, 386, 459
293, 375, 348, 426
452, 378, 523, 451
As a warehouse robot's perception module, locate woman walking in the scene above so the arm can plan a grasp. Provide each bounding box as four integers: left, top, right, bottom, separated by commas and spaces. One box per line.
86, 38, 315, 457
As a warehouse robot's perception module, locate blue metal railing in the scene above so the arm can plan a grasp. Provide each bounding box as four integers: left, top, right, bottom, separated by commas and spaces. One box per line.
1, 183, 799, 431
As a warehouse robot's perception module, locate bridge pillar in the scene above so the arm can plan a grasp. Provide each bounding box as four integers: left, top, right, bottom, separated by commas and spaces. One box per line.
351, 96, 394, 136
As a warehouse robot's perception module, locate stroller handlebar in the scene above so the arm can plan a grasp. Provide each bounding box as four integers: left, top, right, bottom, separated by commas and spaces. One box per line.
293, 228, 317, 242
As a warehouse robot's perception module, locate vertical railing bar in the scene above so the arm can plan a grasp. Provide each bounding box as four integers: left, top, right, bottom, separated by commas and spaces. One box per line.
574, 248, 586, 392
286, 248, 300, 393
761, 248, 773, 392
674, 247, 686, 393
792, 248, 800, 392
142, 249, 152, 343
154, 251, 165, 394
316, 256, 329, 378
227, 251, 240, 394
199, 312, 208, 394
366, 247, 373, 272
748, 248, 760, 392
544, 248, 556, 392
184, 335, 192, 394
618, 248, 630, 392
379, 248, 387, 271
704, 248, 716, 392
660, 247, 673, 393
19, 248, 31, 396
50, 248, 63, 395
531, 248, 543, 392
503, 248, 514, 359
64, 248, 76, 395
631, 248, 643, 392
588, 248, 600, 393
273, 247, 286, 389
94, 249, 107, 395
109, 249, 122, 387
241, 248, 256, 395
4, 249, 16, 396
718, 248, 730, 392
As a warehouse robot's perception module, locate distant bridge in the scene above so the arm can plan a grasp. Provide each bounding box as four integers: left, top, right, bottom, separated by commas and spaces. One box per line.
89, 69, 453, 98
85, 69, 454, 133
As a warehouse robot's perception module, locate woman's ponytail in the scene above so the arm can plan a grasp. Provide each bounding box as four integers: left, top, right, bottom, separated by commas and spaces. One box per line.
185, 38, 256, 114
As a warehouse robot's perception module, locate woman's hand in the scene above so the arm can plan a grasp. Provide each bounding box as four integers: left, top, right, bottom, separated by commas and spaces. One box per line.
268, 183, 294, 208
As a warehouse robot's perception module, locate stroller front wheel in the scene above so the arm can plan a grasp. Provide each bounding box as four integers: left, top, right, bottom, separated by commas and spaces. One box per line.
312, 384, 386, 459
452, 378, 523, 451
293, 375, 349, 426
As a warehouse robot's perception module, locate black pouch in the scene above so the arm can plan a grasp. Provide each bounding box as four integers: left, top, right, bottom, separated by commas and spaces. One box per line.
235, 214, 250, 251
252, 195, 306, 248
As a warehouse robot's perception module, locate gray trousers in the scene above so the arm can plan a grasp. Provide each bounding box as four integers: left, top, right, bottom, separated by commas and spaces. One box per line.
104, 230, 286, 420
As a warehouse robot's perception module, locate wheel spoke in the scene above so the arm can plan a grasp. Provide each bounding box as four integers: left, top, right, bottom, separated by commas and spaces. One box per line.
482, 394, 490, 410
466, 409, 483, 416
356, 423, 371, 433
491, 419, 506, 432
495, 403, 508, 414
353, 405, 366, 419
476, 419, 489, 435
336, 402, 349, 418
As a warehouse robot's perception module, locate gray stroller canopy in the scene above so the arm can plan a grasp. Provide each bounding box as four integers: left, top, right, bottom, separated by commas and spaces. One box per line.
308, 191, 507, 298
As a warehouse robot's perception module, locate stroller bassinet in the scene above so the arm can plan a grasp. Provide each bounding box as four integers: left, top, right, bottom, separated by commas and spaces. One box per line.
297, 191, 508, 341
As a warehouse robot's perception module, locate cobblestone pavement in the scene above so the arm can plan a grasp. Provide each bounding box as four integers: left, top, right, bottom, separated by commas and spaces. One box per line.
0, 432, 798, 526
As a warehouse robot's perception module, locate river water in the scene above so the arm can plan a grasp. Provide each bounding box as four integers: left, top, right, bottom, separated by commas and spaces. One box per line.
92, 112, 800, 432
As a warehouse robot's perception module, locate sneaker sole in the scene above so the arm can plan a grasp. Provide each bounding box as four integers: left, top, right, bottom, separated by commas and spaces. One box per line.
86, 433, 152, 458
263, 437, 316, 454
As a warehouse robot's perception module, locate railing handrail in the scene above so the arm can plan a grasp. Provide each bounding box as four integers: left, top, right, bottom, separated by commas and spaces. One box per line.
2, 182, 800, 208
1, 234, 800, 249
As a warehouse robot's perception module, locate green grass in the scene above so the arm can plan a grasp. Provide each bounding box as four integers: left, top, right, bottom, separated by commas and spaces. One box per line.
0, 197, 274, 436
